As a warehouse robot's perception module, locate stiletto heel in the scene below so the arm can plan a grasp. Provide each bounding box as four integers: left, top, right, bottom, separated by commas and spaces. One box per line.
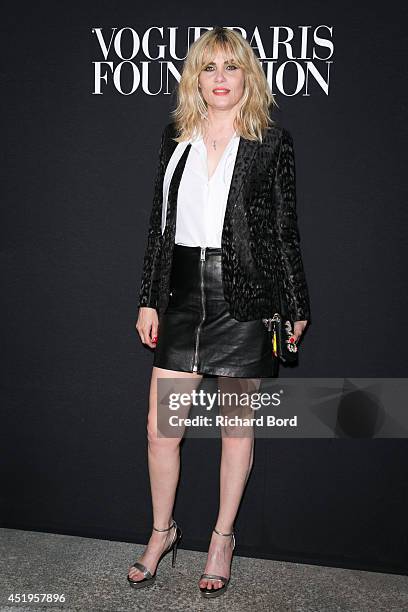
172, 534, 180, 567
198, 526, 236, 598
127, 519, 182, 589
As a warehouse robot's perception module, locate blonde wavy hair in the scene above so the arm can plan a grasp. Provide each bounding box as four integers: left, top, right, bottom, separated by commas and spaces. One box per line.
170, 26, 278, 143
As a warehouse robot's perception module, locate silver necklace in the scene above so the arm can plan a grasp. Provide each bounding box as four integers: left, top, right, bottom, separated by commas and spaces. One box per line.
208, 134, 234, 150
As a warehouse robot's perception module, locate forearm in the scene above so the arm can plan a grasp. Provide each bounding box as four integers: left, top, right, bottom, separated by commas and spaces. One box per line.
273, 128, 311, 322
138, 127, 167, 310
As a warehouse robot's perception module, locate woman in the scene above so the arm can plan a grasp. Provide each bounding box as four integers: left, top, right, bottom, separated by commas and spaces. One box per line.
128, 26, 311, 598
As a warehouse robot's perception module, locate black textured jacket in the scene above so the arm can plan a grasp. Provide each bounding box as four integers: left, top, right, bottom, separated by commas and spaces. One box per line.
138, 121, 311, 323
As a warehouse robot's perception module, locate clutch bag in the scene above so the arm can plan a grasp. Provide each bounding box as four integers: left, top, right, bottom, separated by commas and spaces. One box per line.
262, 313, 298, 363
261, 262, 298, 363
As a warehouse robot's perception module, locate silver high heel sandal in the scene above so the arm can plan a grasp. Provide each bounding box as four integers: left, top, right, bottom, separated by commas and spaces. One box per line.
127, 519, 182, 589
198, 526, 236, 598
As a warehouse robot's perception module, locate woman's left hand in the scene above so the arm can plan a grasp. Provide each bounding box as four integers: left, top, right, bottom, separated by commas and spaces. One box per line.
293, 320, 308, 342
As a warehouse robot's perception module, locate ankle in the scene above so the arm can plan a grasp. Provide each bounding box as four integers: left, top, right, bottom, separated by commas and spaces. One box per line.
152, 519, 175, 535
214, 525, 234, 535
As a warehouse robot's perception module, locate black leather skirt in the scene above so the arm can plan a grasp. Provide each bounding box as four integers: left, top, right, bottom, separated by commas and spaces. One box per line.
153, 244, 278, 378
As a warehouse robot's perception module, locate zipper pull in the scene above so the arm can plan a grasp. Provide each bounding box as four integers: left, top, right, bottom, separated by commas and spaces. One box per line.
200, 247, 206, 260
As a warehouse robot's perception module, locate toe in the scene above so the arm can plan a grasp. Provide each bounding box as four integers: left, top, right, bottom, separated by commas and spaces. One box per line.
199, 577, 224, 590
129, 567, 142, 581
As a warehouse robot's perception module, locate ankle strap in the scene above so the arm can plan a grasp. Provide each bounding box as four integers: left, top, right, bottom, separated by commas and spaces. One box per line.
213, 526, 234, 537
153, 519, 176, 532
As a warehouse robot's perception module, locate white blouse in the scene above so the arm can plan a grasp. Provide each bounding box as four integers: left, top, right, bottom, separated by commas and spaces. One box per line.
161, 131, 240, 247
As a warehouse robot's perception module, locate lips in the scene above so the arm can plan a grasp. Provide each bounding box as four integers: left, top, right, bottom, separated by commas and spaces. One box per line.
213, 88, 230, 95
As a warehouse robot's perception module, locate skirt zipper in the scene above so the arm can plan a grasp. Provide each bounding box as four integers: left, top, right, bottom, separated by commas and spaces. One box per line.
192, 247, 206, 372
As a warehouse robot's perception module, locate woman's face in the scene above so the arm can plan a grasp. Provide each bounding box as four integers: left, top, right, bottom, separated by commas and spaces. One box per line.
198, 48, 245, 112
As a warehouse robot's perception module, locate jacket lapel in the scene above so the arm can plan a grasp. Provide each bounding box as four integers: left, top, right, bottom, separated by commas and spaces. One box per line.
223, 137, 259, 224
165, 143, 192, 234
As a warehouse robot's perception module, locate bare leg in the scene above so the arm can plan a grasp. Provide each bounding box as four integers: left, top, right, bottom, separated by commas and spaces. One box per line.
128, 366, 203, 581
199, 377, 260, 591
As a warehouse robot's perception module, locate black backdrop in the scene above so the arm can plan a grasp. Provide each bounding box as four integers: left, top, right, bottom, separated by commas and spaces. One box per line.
2, 2, 407, 575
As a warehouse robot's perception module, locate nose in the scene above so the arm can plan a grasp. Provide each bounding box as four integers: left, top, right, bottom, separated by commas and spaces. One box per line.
214, 68, 227, 82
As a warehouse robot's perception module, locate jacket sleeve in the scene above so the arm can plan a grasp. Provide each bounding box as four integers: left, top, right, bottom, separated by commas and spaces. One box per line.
273, 128, 311, 322
137, 125, 167, 310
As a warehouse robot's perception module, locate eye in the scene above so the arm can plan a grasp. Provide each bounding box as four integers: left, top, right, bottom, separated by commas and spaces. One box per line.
203, 64, 238, 72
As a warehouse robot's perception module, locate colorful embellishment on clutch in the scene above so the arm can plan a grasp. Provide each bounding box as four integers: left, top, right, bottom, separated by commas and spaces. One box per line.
284, 321, 298, 353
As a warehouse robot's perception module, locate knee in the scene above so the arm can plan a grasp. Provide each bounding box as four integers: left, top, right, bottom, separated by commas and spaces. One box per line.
222, 434, 254, 465
146, 419, 182, 449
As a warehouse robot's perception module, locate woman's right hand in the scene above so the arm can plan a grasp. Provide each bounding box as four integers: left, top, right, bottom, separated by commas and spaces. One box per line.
136, 307, 159, 348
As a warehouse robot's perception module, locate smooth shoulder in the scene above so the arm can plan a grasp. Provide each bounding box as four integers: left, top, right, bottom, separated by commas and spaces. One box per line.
278, 125, 294, 145
264, 124, 293, 142
163, 121, 177, 139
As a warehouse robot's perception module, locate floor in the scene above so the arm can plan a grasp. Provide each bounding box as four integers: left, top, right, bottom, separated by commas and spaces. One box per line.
0, 528, 407, 611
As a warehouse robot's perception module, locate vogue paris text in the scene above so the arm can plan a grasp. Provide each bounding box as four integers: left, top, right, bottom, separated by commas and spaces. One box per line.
91, 25, 334, 96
